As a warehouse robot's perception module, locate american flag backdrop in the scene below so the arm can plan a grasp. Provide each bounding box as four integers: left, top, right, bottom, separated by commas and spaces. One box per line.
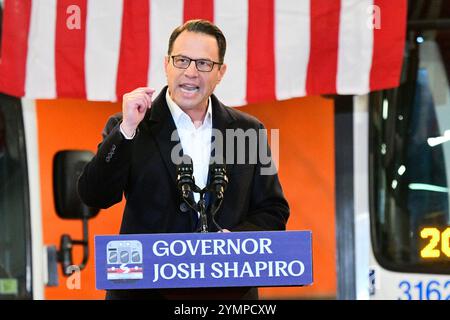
0, 0, 407, 105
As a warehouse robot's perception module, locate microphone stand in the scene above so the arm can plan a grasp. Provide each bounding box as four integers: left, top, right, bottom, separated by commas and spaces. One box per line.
181, 184, 224, 233
198, 189, 208, 233
180, 183, 209, 233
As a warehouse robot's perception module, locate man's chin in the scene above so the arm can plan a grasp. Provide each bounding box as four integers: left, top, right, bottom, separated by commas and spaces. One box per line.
174, 97, 204, 111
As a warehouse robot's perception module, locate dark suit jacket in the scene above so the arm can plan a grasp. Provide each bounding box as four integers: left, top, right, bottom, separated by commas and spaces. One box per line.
78, 86, 290, 299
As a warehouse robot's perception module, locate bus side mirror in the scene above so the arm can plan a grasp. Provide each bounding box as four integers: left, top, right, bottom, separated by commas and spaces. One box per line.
53, 150, 99, 219
53, 150, 100, 276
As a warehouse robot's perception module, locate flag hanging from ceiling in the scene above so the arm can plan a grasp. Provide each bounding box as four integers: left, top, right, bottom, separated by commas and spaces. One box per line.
0, 0, 407, 106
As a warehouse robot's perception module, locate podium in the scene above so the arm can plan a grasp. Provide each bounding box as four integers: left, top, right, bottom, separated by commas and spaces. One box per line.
95, 231, 312, 290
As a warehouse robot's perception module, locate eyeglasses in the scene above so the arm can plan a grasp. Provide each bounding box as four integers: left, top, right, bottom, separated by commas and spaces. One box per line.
171, 55, 222, 72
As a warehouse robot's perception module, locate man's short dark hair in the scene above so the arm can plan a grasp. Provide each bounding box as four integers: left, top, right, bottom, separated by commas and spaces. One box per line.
168, 19, 227, 64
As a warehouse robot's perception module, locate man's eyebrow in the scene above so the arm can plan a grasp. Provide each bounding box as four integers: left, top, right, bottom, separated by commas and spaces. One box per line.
173, 54, 213, 61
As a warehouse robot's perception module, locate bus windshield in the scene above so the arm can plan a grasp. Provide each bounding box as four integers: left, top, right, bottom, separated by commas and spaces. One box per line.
370, 31, 450, 274
0, 96, 31, 299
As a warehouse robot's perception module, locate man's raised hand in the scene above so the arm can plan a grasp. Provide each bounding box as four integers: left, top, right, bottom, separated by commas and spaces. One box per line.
121, 87, 155, 137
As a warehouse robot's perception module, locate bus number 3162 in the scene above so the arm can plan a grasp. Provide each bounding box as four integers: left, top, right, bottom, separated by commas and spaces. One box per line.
398, 280, 450, 300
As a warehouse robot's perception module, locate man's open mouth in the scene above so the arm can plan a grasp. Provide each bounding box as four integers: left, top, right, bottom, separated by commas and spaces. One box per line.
180, 84, 200, 93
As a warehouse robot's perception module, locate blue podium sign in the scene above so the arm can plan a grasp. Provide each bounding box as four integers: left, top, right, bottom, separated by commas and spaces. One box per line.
95, 231, 312, 290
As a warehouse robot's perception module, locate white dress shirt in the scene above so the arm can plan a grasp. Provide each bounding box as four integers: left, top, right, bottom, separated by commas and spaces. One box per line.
166, 91, 212, 204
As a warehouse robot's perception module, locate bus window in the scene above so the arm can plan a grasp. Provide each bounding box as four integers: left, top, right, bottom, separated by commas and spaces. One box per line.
370, 31, 450, 274
0, 95, 32, 299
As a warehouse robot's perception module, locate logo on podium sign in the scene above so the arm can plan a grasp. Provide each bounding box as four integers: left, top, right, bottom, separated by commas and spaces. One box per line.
106, 240, 143, 280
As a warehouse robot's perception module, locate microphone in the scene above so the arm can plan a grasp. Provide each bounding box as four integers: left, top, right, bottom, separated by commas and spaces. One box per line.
209, 163, 228, 199
176, 155, 194, 199
208, 163, 228, 232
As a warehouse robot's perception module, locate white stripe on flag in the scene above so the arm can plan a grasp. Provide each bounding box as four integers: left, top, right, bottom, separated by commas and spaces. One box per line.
149, 0, 184, 93
337, 0, 374, 95
85, 0, 123, 101
214, 0, 248, 107
25, 0, 57, 99
275, 0, 310, 100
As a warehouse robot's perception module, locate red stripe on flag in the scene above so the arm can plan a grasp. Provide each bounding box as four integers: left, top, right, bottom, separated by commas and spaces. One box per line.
306, 0, 341, 95
55, 0, 87, 99
370, 0, 407, 91
116, 0, 150, 99
247, 0, 275, 104
183, 0, 214, 23
0, 0, 32, 97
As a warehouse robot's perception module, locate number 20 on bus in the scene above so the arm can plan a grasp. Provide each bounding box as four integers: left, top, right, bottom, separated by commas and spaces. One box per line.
420, 227, 450, 258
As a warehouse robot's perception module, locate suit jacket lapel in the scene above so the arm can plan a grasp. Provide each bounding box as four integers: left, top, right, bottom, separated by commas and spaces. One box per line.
210, 94, 236, 179
146, 87, 180, 185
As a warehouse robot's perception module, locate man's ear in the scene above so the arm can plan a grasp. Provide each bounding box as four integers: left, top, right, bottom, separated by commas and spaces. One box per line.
217, 63, 227, 84
164, 56, 169, 74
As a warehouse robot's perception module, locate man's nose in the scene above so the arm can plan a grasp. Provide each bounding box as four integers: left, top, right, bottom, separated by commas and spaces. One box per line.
184, 61, 199, 77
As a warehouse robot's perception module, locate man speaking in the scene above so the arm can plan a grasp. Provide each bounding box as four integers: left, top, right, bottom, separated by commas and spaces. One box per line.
78, 19, 289, 300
